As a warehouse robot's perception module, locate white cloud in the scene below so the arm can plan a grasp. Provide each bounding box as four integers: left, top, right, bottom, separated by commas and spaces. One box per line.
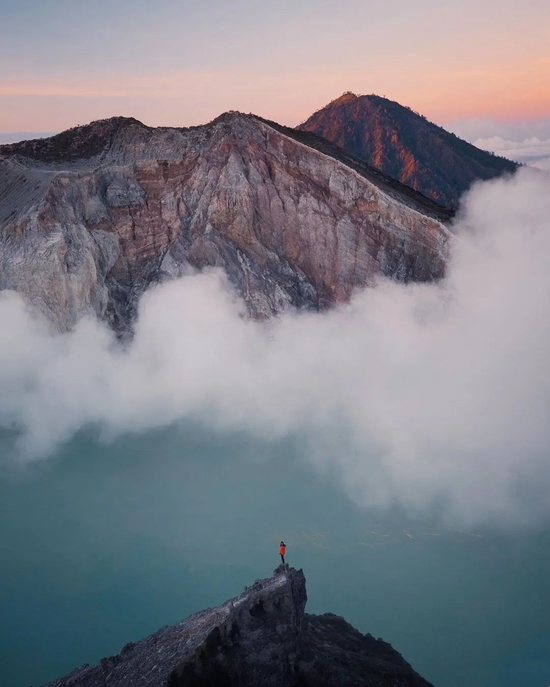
0, 168, 549, 525
445, 117, 550, 171
472, 136, 550, 171
446, 117, 550, 143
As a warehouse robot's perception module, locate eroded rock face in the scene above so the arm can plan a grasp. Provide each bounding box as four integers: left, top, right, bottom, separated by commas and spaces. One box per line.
0, 113, 450, 333
43, 567, 433, 687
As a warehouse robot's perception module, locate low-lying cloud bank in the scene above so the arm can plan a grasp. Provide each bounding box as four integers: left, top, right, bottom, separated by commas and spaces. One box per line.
447, 117, 550, 171
1, 168, 549, 524
448, 117, 550, 145
474, 136, 550, 171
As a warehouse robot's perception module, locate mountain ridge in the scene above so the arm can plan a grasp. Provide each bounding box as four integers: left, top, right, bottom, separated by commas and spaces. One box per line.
0, 116, 150, 163
0, 109, 455, 222
43, 566, 433, 687
0, 110, 450, 222
0, 110, 449, 333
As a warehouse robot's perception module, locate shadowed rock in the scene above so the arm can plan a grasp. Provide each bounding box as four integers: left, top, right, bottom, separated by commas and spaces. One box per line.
43, 566, 433, 687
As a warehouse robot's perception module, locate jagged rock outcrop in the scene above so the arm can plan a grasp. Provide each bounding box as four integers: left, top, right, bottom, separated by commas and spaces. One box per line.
44, 566, 433, 687
298, 92, 518, 209
0, 112, 450, 333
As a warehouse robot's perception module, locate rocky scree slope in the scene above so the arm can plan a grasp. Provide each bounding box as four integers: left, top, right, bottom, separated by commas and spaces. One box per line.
0, 112, 450, 333
298, 92, 518, 209
44, 566, 434, 687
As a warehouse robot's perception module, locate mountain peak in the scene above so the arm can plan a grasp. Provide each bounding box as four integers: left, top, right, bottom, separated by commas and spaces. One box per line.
331, 91, 360, 105
326, 93, 395, 110
298, 94, 518, 208
209, 109, 249, 121
43, 566, 433, 687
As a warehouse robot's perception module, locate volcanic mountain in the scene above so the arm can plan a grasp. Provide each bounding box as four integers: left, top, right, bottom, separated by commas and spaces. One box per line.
0, 112, 450, 333
298, 92, 518, 208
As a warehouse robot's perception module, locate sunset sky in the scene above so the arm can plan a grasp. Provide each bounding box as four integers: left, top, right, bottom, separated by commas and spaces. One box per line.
1, 0, 549, 141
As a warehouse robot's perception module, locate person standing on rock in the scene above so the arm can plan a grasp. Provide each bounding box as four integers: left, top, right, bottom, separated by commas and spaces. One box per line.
279, 541, 286, 565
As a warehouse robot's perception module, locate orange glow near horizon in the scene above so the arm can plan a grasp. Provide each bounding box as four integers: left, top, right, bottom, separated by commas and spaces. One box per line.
1, 59, 549, 133
1, 1, 549, 134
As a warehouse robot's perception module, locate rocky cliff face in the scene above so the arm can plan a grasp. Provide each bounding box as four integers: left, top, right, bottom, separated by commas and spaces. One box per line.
298, 93, 518, 209
44, 566, 433, 687
0, 112, 449, 333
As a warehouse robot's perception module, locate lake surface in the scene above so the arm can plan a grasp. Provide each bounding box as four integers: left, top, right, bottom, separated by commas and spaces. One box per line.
1, 425, 549, 687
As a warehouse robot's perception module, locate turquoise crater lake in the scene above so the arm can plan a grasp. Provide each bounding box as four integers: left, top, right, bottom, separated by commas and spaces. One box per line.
1, 425, 549, 687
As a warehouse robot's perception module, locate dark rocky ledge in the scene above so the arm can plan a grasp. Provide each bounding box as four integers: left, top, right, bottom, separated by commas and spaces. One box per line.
43, 566, 433, 687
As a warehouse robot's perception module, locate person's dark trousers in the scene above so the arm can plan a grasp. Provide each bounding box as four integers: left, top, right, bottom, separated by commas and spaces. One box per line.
280, 555, 285, 564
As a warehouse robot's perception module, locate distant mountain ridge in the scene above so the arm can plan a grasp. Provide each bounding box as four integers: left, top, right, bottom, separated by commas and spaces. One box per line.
298, 92, 518, 208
